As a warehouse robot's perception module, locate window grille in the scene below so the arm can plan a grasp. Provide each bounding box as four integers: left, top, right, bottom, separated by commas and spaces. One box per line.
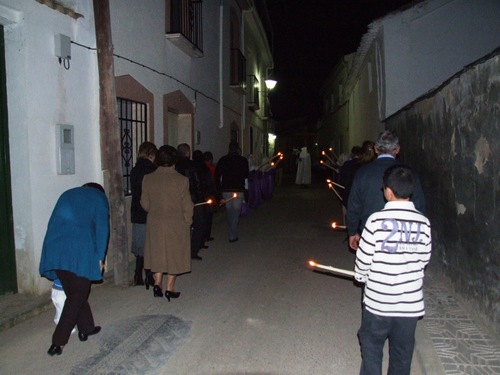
118, 98, 148, 196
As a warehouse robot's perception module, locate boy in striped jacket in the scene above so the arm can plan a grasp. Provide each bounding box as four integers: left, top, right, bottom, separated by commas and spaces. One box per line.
355, 164, 432, 375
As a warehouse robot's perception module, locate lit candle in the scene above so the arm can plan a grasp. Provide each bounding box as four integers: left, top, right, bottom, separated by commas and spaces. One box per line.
321, 150, 335, 165
219, 193, 238, 205
320, 161, 339, 173
328, 184, 343, 202
257, 153, 282, 169
328, 147, 339, 161
331, 222, 347, 230
194, 199, 213, 207
325, 179, 344, 189
308, 260, 355, 277
273, 155, 283, 167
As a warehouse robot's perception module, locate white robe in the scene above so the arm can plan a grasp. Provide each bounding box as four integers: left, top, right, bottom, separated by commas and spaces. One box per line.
295, 148, 311, 185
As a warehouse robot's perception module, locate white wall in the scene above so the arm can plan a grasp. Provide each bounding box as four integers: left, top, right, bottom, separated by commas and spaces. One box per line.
383, 0, 500, 117
1, 0, 100, 294
109, 0, 243, 162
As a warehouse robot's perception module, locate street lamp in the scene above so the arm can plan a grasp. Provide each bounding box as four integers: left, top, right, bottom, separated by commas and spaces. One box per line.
265, 77, 277, 90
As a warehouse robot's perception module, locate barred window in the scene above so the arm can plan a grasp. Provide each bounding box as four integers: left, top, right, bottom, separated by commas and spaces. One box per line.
118, 98, 148, 196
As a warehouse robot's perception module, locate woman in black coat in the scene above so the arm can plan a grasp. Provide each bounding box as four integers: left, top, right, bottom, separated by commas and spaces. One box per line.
130, 141, 157, 287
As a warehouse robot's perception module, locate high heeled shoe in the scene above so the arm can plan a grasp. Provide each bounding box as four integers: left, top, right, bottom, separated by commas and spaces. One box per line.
153, 285, 163, 297
165, 290, 180, 302
47, 344, 63, 356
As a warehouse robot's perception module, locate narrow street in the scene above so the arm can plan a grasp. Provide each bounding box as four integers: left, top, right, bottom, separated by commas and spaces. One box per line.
1, 174, 426, 374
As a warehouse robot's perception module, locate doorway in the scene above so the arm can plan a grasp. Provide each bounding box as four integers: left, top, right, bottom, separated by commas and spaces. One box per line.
0, 25, 18, 295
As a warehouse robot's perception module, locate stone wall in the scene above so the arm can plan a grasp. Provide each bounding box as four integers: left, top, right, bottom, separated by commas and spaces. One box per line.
385, 49, 499, 333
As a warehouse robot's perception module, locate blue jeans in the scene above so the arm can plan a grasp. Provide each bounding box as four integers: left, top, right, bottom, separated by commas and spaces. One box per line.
222, 191, 244, 241
358, 308, 418, 375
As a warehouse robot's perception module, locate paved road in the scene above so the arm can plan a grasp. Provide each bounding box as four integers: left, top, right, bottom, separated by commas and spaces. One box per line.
0, 177, 427, 374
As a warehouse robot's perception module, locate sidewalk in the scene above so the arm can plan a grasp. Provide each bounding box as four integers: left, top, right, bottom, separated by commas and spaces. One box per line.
0, 176, 498, 374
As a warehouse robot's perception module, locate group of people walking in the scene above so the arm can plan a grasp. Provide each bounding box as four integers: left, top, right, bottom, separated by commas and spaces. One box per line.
335, 130, 431, 375
39, 140, 249, 356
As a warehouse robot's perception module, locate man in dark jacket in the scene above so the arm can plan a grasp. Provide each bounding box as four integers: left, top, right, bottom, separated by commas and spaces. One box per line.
176, 143, 204, 260
215, 141, 250, 242
347, 130, 425, 250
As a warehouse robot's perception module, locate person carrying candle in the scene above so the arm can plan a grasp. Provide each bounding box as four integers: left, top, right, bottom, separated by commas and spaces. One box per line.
215, 141, 249, 243
347, 130, 425, 251
354, 164, 432, 375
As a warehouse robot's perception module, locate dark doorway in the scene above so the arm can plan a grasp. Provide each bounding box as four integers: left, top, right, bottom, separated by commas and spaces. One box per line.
0, 25, 18, 295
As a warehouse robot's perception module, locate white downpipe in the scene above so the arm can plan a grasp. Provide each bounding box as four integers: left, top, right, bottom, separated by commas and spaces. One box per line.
219, 1, 224, 128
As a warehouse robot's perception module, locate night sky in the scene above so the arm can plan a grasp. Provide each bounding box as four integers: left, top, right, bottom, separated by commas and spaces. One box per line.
266, 0, 415, 121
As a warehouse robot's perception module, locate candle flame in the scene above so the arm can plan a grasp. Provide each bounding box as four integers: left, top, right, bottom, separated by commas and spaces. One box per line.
271, 162, 275, 166
207, 199, 213, 204
308, 260, 316, 267
332, 222, 337, 229
326, 179, 331, 183
320, 160, 324, 164
329, 147, 333, 152
233, 193, 237, 198
321, 151, 326, 155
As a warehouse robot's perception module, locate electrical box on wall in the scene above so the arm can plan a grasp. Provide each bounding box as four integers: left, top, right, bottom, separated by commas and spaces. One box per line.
54, 34, 71, 60
56, 124, 75, 175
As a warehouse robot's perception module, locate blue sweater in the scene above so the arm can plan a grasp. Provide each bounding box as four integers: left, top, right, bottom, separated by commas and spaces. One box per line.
39, 186, 109, 281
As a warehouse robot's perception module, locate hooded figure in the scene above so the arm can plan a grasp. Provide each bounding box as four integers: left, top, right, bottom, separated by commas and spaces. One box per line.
295, 146, 311, 185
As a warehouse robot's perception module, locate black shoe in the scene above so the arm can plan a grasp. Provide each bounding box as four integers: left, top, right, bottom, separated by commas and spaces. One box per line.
47, 344, 63, 356
191, 255, 202, 260
201, 245, 209, 249
165, 290, 181, 302
78, 326, 101, 342
229, 238, 239, 243
153, 285, 163, 297
206, 237, 214, 242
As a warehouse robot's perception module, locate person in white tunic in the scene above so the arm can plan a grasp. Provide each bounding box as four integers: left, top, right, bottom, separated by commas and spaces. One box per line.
295, 146, 311, 185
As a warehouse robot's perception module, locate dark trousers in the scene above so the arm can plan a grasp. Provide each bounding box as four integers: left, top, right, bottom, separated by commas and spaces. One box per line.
53, 270, 95, 345
191, 205, 206, 256
358, 308, 418, 375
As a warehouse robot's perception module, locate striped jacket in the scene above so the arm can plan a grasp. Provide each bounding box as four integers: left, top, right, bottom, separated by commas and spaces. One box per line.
354, 201, 432, 317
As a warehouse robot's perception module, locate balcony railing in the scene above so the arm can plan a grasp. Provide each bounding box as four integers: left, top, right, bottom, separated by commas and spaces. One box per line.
166, 0, 203, 57
230, 48, 246, 93
247, 75, 260, 111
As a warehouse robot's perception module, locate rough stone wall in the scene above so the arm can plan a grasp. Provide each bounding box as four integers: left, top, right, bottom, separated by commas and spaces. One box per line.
385, 51, 499, 333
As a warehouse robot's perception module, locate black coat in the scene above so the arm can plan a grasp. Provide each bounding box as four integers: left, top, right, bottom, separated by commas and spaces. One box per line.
130, 158, 157, 224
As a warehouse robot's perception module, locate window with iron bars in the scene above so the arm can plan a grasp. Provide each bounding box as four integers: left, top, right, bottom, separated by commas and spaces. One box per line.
118, 98, 148, 196
167, 0, 203, 52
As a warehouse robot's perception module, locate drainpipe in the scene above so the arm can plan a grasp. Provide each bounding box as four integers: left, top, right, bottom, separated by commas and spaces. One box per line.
219, 0, 224, 128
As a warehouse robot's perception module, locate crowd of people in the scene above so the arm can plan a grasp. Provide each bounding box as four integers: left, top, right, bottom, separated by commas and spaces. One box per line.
39, 131, 431, 375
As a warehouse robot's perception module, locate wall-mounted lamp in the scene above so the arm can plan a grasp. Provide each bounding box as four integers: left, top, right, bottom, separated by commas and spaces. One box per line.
265, 77, 277, 90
